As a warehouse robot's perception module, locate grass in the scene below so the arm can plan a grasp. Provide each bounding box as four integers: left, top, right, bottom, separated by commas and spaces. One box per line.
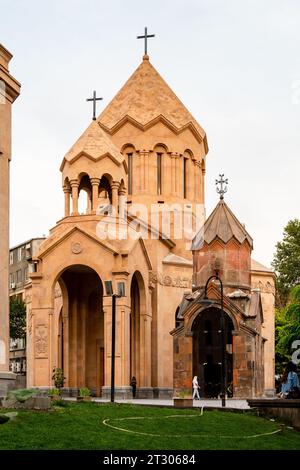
0, 402, 299, 450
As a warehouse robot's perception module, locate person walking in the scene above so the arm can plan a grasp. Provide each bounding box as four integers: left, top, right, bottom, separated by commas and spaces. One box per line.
192, 375, 201, 400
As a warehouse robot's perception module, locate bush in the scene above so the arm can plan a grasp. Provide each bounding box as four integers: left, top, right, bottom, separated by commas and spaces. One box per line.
48, 388, 61, 397
53, 399, 68, 407
79, 387, 91, 397
52, 368, 65, 389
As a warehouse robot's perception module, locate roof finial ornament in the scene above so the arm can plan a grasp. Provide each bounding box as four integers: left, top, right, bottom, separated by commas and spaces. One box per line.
137, 27, 155, 58
86, 91, 103, 121
215, 174, 228, 200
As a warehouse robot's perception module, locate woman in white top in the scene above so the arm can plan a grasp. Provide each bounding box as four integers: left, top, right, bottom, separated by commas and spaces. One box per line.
192, 375, 201, 400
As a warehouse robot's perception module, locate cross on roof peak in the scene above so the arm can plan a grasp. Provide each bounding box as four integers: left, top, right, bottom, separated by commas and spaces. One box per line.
137, 27, 155, 56
215, 174, 228, 200
86, 91, 103, 121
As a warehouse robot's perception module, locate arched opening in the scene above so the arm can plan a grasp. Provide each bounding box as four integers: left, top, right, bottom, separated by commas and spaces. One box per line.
183, 150, 194, 200
175, 306, 181, 328
57, 264, 104, 396
78, 174, 92, 214
153, 144, 167, 196
130, 273, 140, 383
121, 145, 135, 196
192, 308, 234, 398
183, 157, 187, 198
99, 175, 112, 205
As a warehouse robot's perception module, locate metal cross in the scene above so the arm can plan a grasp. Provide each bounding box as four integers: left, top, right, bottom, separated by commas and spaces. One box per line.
86, 91, 103, 121
215, 174, 228, 199
137, 27, 155, 55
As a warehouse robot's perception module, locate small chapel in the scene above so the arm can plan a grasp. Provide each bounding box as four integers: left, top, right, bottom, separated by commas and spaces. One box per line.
25, 42, 275, 398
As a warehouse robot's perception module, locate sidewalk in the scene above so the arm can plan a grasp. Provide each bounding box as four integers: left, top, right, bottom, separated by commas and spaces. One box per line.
87, 397, 250, 409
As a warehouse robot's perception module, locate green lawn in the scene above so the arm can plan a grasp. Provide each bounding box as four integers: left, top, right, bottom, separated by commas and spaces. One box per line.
0, 402, 299, 450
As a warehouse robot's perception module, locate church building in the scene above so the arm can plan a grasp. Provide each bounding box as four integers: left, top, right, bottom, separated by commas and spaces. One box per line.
25, 46, 275, 398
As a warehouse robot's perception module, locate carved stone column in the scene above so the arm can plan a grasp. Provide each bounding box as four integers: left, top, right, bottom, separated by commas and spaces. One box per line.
63, 185, 71, 217
90, 177, 100, 213
111, 181, 120, 213
70, 179, 79, 215
118, 188, 127, 219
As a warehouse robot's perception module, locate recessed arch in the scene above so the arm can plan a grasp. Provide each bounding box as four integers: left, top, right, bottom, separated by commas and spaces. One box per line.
121, 143, 136, 154
186, 304, 238, 336
152, 143, 169, 153
175, 306, 181, 328
55, 264, 104, 395
191, 307, 234, 398
99, 174, 112, 205
76, 173, 92, 214
130, 271, 146, 388
183, 148, 194, 159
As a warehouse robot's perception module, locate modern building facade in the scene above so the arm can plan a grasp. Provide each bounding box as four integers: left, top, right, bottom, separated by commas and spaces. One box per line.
9, 238, 45, 381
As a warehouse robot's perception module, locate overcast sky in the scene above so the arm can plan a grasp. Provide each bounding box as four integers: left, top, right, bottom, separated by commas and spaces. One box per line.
1, 0, 300, 266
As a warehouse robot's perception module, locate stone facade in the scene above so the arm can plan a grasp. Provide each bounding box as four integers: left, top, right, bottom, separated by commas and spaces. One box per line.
0, 44, 20, 395
25, 53, 275, 399
172, 200, 275, 398
26, 54, 207, 397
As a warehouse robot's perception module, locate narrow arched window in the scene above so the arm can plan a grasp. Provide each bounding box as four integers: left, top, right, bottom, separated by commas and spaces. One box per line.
128, 153, 133, 195
183, 157, 188, 198
157, 153, 162, 195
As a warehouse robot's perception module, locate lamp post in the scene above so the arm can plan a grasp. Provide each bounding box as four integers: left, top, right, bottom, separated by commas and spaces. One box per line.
105, 281, 125, 403
198, 272, 226, 407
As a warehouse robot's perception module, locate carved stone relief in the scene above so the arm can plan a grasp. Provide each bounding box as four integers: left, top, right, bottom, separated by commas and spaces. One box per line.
35, 324, 48, 358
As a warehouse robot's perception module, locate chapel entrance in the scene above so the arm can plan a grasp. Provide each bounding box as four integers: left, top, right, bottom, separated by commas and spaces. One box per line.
192, 308, 233, 398
58, 265, 104, 396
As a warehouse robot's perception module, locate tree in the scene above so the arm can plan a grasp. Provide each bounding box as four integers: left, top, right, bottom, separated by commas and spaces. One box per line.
10, 296, 26, 339
272, 219, 300, 305
275, 285, 300, 372
52, 368, 65, 390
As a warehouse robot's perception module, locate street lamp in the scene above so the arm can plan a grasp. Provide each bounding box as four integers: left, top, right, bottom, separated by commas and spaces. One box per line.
104, 280, 125, 403
197, 272, 226, 407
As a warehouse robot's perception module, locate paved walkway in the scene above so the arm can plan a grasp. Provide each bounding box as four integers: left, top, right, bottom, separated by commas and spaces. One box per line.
77, 397, 250, 409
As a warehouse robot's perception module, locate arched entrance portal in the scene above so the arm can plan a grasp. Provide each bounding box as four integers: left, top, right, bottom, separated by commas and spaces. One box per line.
192, 308, 234, 398
57, 265, 104, 396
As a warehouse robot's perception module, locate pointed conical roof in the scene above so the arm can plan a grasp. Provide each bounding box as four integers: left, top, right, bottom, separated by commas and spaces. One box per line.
60, 120, 124, 170
97, 55, 207, 144
192, 199, 253, 249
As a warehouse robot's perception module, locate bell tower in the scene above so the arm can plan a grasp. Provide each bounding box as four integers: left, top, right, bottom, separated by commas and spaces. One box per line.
0, 44, 20, 395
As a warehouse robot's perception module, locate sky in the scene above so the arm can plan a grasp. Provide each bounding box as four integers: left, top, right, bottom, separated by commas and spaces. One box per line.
1, 0, 300, 266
